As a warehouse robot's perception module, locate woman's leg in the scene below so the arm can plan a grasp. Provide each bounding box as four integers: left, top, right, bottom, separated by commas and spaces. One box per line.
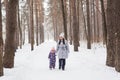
62, 59, 66, 70
59, 59, 62, 69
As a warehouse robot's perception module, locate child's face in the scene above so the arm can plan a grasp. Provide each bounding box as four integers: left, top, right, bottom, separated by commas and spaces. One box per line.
51, 50, 55, 53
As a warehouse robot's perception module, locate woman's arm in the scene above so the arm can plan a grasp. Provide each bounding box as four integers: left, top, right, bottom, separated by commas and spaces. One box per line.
56, 42, 59, 52
65, 40, 70, 53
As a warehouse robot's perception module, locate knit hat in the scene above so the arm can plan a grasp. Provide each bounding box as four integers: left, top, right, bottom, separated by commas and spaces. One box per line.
51, 47, 55, 51
59, 32, 64, 38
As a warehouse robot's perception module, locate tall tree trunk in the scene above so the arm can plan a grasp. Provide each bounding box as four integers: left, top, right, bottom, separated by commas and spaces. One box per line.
35, 0, 39, 46
40, 2, 44, 43
80, 0, 87, 41
15, 24, 19, 50
71, 0, 79, 51
96, 0, 100, 42
100, 0, 107, 44
92, 0, 96, 43
27, 0, 31, 43
76, 0, 80, 46
22, 20, 25, 45
114, 0, 120, 72
61, 0, 67, 40
69, 0, 72, 45
86, 0, 91, 49
30, 0, 34, 50
17, 2, 22, 48
0, 0, 3, 76
3, 0, 18, 68
106, 0, 120, 72
41, 25, 44, 43
106, 0, 115, 67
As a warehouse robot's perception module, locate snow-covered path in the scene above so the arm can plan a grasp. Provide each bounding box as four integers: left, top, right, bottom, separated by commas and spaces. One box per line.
0, 41, 120, 80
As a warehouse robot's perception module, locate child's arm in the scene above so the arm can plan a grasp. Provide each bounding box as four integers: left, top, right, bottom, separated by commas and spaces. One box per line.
54, 51, 57, 56
48, 53, 50, 59
56, 42, 59, 52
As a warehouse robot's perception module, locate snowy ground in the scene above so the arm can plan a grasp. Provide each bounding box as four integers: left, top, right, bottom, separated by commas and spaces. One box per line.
0, 40, 120, 80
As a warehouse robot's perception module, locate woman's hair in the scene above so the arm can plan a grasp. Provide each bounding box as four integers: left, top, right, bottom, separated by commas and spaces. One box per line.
59, 38, 65, 45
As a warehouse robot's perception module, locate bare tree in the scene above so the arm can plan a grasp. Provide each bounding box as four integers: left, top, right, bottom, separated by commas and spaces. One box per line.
35, 0, 39, 46
71, 0, 79, 51
86, 0, 91, 49
106, 0, 120, 72
61, 0, 68, 40
3, 0, 18, 68
17, 1, 22, 48
106, 0, 115, 67
69, 0, 73, 45
0, 0, 3, 76
114, 0, 120, 72
30, 0, 34, 50
100, 0, 107, 44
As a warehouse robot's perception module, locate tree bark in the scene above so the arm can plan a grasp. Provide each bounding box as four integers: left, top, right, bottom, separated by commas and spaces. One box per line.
100, 0, 107, 44
35, 0, 39, 46
0, 0, 3, 76
17, 2, 22, 48
86, 0, 91, 49
114, 0, 120, 72
80, 0, 87, 41
106, 0, 115, 67
61, 0, 67, 40
71, 0, 79, 51
30, 0, 34, 50
69, 0, 72, 45
96, 0, 100, 42
3, 0, 18, 68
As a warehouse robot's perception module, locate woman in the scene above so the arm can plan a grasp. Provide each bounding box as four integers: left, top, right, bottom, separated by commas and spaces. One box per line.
56, 33, 70, 70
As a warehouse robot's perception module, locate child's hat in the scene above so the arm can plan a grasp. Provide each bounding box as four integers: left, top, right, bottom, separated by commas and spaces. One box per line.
51, 47, 55, 51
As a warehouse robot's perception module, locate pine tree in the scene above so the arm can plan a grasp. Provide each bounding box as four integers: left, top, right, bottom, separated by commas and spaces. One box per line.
3, 0, 18, 68
0, 0, 3, 76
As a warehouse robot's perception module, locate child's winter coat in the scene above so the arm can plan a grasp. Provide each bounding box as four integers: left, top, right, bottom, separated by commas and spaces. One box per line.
48, 52, 56, 69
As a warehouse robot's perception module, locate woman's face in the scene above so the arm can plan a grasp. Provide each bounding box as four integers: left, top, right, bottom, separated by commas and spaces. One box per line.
59, 36, 64, 40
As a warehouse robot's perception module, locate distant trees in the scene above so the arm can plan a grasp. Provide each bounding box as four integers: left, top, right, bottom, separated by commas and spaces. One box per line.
0, 0, 45, 76
47, 0, 63, 41
17, 0, 45, 50
45, 0, 107, 51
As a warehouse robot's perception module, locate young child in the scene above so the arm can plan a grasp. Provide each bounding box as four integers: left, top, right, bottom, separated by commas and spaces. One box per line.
48, 47, 56, 70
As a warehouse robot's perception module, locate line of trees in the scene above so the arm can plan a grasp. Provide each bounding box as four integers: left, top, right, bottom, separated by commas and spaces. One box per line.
0, 0, 45, 76
47, 0, 105, 51
45, 0, 120, 73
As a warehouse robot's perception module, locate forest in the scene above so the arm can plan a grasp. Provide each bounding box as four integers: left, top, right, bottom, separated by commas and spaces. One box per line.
0, 0, 120, 80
